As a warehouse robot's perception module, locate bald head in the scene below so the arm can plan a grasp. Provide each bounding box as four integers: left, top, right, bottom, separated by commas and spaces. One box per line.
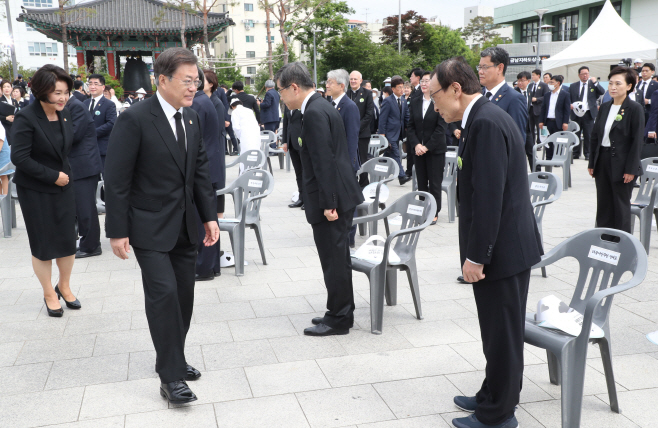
349, 71, 362, 91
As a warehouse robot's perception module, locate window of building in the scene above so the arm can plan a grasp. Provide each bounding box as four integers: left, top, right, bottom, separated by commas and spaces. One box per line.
220, 4, 227, 12
552, 11, 579, 41
28, 42, 58, 56
520, 19, 539, 43
347, 23, 357, 30
270, 22, 276, 28
589, 1, 621, 26
245, 76, 252, 85
244, 3, 253, 11
247, 67, 256, 74
246, 51, 255, 58
23, 0, 53, 6
246, 35, 254, 43
224, 36, 228, 43
265, 36, 274, 42
245, 19, 254, 28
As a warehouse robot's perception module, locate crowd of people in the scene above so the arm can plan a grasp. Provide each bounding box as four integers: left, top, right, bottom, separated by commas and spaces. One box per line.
2, 45, 658, 428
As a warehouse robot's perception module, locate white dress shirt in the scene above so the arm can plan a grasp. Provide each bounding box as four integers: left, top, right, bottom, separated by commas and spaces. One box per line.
422, 97, 431, 118
601, 104, 621, 148
547, 90, 560, 119
331, 93, 345, 108
579, 81, 590, 111
156, 91, 187, 150
88, 94, 104, 111
300, 91, 315, 114
486, 80, 507, 99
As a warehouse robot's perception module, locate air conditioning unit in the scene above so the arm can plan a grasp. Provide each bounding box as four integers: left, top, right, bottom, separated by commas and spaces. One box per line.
244, 23, 251, 30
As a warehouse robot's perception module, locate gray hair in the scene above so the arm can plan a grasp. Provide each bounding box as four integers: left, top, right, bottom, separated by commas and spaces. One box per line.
154, 47, 198, 86
480, 46, 510, 74
265, 79, 275, 88
274, 62, 314, 91
326, 69, 349, 88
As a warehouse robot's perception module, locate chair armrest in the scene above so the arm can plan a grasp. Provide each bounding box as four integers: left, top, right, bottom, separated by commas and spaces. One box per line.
532, 141, 550, 151
648, 183, 658, 210
352, 209, 390, 225
226, 157, 241, 168
532, 197, 557, 209
216, 183, 237, 196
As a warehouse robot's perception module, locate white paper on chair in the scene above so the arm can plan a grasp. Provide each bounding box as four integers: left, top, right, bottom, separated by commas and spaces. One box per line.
362, 183, 389, 203
646, 165, 658, 173
217, 218, 240, 222
535, 295, 604, 338
248, 179, 263, 188
587, 245, 620, 266
374, 164, 389, 173
556, 137, 569, 143
407, 204, 424, 216
530, 182, 549, 192
647, 331, 658, 345
446, 151, 457, 158
352, 235, 400, 264
247, 155, 258, 161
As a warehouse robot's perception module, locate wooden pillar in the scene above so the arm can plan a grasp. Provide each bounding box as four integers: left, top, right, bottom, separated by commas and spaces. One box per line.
154, 47, 162, 59
106, 48, 116, 78
75, 46, 84, 72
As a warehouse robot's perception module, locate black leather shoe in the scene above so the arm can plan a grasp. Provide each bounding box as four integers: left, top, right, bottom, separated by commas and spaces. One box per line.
75, 246, 102, 259
301, 204, 305, 210
54, 285, 81, 309
457, 276, 471, 284
311, 316, 324, 325
288, 199, 303, 208
185, 364, 201, 381
399, 176, 412, 185
214, 270, 221, 277
44, 298, 63, 317
195, 273, 215, 282
431, 218, 438, 225
304, 323, 349, 336
230, 152, 239, 156
160, 380, 197, 404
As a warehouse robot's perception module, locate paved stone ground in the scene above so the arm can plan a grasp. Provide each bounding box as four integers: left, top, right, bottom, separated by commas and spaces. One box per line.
1, 157, 658, 428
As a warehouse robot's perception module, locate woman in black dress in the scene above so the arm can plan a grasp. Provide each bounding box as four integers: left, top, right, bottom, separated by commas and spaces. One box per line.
10, 65, 81, 317
0, 79, 18, 137
588, 66, 644, 233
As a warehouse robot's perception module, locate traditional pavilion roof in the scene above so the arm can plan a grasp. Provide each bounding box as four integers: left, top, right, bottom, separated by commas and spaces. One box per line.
17, 0, 233, 38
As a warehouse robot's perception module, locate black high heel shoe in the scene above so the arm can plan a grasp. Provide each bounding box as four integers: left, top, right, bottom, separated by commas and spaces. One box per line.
54, 285, 82, 309
44, 298, 63, 317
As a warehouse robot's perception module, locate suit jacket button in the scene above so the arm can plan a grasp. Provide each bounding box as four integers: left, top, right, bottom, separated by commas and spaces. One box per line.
180, 204, 184, 210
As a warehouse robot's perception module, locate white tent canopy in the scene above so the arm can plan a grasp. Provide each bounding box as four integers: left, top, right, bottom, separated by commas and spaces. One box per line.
542, 0, 658, 81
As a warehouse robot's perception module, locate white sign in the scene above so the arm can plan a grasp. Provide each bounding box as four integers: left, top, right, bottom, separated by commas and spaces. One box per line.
374, 164, 389, 173
446, 152, 457, 158
588, 245, 620, 266
248, 179, 263, 188
407, 205, 424, 216
531, 182, 549, 192
647, 165, 658, 173
247, 155, 258, 162
556, 137, 569, 143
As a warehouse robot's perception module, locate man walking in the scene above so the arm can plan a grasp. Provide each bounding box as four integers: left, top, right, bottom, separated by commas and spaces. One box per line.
84, 74, 117, 170
104, 47, 219, 404
568, 66, 604, 160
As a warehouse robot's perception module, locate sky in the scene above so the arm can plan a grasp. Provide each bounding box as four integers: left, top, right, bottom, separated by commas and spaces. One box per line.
344, 0, 520, 29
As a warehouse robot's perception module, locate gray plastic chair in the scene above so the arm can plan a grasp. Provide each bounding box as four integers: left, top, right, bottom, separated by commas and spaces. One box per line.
276, 128, 291, 172
567, 121, 582, 164
399, 138, 407, 160
526, 228, 647, 428
351, 191, 437, 334
260, 130, 284, 171
411, 165, 417, 191
533, 131, 579, 190
95, 180, 105, 214
442, 149, 458, 223
355, 157, 399, 237
630, 157, 658, 254
226, 149, 267, 173
528, 172, 563, 277
368, 134, 388, 158
0, 162, 15, 237
8, 175, 18, 228
216, 169, 274, 276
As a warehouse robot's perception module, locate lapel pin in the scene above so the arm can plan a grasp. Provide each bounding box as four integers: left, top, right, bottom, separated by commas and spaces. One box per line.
189, 120, 193, 124
64, 118, 67, 121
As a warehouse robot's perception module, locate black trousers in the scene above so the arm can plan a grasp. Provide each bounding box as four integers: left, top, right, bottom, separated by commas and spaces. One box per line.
311, 209, 355, 330
525, 118, 537, 171
545, 119, 560, 161
289, 147, 303, 198
405, 142, 415, 177
196, 182, 220, 276
473, 269, 530, 425
263, 122, 279, 133
415, 152, 444, 216
226, 123, 238, 153
572, 114, 595, 158
358, 137, 370, 187
528, 113, 541, 146
594, 149, 634, 233
73, 174, 101, 252
134, 220, 196, 384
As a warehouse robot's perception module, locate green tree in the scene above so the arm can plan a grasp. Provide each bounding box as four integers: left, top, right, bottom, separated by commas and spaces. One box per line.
419, 24, 476, 71
291, 0, 353, 54
254, 43, 297, 95
55, 0, 96, 73
0, 60, 36, 82
380, 10, 428, 54
212, 49, 244, 86
461, 16, 510, 45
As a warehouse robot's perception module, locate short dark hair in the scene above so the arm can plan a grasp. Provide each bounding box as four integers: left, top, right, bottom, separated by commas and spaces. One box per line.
609, 66, 637, 94
274, 62, 314, 91
203, 69, 218, 93
551, 75, 564, 85
517, 71, 531, 80
480, 47, 509, 74
0, 80, 12, 91
31, 64, 73, 102
361, 79, 371, 88
232, 81, 244, 91
382, 86, 393, 96
12, 86, 25, 97
88, 74, 105, 85
73, 80, 84, 90
75, 75, 81, 78
543, 72, 552, 78
410, 68, 424, 79
578, 66, 590, 74
390, 76, 404, 88
220, 84, 228, 89
154, 47, 198, 85
196, 67, 206, 92
432, 56, 481, 95
532, 69, 542, 76
643, 63, 656, 72
103, 86, 111, 93
422, 71, 431, 79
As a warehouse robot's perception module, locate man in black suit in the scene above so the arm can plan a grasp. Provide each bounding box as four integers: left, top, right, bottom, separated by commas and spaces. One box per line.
72, 81, 88, 103
66, 95, 103, 259
430, 57, 542, 428
638, 63, 658, 123
515, 71, 535, 169
568, 66, 605, 160
347, 70, 375, 187
83, 74, 117, 170
539, 75, 571, 160
408, 68, 424, 101
104, 48, 219, 404
282, 105, 304, 209
231, 80, 261, 125
528, 69, 549, 146
275, 62, 364, 336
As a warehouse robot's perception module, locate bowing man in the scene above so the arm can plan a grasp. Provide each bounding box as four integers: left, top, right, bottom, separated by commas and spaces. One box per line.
429, 57, 542, 428
275, 62, 364, 336
282, 105, 304, 209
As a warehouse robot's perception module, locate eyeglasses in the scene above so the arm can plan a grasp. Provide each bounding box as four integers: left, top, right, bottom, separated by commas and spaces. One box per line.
87, 82, 103, 87
277, 85, 291, 94
420, 79, 431, 84
170, 76, 202, 89
476, 64, 496, 72
429, 88, 444, 104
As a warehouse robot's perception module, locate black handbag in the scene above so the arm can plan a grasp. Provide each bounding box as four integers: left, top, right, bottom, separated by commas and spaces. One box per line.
641, 140, 658, 159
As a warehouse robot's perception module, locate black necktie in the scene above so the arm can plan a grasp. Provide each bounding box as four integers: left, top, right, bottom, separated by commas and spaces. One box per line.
174, 112, 186, 161
397, 97, 401, 112
640, 81, 646, 93
523, 90, 528, 106
579, 83, 585, 101
486, 92, 492, 100
331, 101, 336, 107
89, 99, 95, 111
